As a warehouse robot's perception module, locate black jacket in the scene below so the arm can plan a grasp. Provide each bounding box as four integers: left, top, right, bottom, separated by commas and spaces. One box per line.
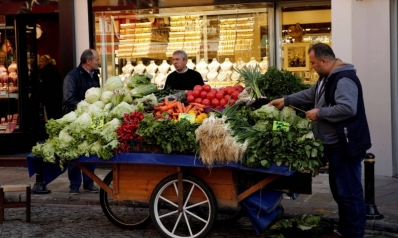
38, 63, 63, 119
62, 64, 100, 114
325, 70, 371, 158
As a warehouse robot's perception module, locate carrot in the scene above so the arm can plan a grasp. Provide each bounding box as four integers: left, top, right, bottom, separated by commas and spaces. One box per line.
164, 97, 169, 105
198, 107, 204, 112
190, 103, 206, 108
185, 104, 193, 112
181, 103, 187, 113
167, 109, 174, 114
177, 102, 183, 113
158, 102, 165, 106
172, 113, 180, 117
159, 100, 177, 111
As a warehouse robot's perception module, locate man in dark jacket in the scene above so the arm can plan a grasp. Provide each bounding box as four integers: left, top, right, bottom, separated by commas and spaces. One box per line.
269, 43, 371, 238
164, 50, 204, 90
62, 49, 101, 195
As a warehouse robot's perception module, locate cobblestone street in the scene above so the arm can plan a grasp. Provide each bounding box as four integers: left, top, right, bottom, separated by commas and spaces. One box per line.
0, 204, 263, 238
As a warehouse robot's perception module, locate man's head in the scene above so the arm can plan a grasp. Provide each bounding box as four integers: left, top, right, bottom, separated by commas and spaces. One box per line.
172, 50, 188, 73
308, 43, 336, 77
80, 49, 100, 72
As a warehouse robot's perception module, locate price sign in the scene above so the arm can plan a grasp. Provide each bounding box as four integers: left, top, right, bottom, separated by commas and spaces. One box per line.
178, 113, 195, 123
91, 116, 105, 129
272, 121, 290, 132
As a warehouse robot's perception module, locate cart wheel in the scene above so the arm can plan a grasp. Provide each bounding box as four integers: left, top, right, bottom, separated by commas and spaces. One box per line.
150, 174, 217, 238
100, 171, 151, 229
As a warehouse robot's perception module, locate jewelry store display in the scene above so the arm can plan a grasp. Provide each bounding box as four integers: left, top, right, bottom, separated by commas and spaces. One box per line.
167, 15, 202, 57
118, 22, 153, 59
206, 58, 220, 82
121, 60, 134, 82
154, 60, 170, 88
219, 17, 254, 56
217, 58, 233, 82
145, 60, 158, 82
195, 59, 208, 81
186, 59, 195, 70
231, 58, 246, 81
259, 56, 269, 74
246, 57, 258, 69
133, 61, 146, 74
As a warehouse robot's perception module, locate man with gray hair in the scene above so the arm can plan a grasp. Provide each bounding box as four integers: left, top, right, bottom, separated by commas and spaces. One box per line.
62, 49, 101, 195
164, 50, 204, 90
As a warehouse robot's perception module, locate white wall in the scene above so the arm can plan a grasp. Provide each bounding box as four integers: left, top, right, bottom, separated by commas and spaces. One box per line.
332, 0, 392, 176
74, 0, 90, 66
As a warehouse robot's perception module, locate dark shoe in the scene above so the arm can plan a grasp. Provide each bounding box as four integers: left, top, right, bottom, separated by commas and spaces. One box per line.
69, 188, 80, 195
84, 186, 99, 193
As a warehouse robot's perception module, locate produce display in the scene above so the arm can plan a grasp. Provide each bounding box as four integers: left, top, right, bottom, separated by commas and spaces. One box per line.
32, 67, 323, 173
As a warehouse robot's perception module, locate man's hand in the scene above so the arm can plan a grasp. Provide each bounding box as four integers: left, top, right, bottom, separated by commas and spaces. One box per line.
305, 108, 319, 121
268, 98, 285, 109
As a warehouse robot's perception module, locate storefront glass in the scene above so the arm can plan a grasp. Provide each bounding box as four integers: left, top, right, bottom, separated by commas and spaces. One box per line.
94, 3, 272, 88
0, 15, 19, 133
277, 4, 331, 84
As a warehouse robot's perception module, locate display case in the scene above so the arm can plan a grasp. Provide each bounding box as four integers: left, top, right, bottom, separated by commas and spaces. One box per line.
0, 15, 19, 134
94, 3, 271, 88
283, 43, 309, 72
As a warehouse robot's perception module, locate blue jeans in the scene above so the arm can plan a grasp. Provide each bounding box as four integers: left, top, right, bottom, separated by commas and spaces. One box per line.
68, 164, 96, 190
325, 146, 366, 238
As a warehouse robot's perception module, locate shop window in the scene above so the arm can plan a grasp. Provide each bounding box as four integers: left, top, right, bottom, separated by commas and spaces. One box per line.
0, 15, 19, 133
279, 5, 331, 84
94, 3, 272, 88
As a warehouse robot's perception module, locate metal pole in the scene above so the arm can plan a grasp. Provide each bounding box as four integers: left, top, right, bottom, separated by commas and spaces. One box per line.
32, 172, 51, 194
364, 153, 383, 220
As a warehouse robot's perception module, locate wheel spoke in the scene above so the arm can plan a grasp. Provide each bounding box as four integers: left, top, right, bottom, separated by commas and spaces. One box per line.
183, 210, 193, 237
185, 209, 208, 223
159, 209, 178, 219
171, 211, 183, 234
185, 200, 208, 209
159, 195, 178, 208
183, 183, 196, 207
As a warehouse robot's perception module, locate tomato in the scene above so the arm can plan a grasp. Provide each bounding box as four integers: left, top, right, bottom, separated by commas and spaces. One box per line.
229, 99, 236, 105
234, 85, 244, 92
227, 87, 236, 95
186, 90, 193, 96
187, 95, 195, 102
219, 98, 227, 107
216, 92, 224, 100
195, 97, 203, 104
211, 98, 220, 107
202, 84, 211, 92
224, 95, 231, 101
210, 89, 218, 94
202, 98, 211, 106
192, 90, 200, 98
200, 91, 208, 99
218, 89, 226, 95
207, 92, 216, 100
193, 85, 203, 91
231, 90, 240, 100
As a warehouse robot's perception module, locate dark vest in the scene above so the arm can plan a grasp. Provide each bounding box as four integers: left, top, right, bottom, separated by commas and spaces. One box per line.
325, 70, 371, 158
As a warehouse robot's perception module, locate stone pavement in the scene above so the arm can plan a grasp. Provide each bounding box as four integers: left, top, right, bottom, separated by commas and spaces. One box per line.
1, 166, 398, 235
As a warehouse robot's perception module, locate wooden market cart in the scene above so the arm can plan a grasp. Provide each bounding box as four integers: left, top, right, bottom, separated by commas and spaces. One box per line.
26, 152, 313, 238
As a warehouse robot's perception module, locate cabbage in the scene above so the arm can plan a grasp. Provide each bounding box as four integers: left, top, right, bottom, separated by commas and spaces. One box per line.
85, 87, 102, 104
127, 73, 151, 88
75, 100, 91, 115
104, 103, 113, 112
122, 87, 133, 103
130, 84, 158, 98
93, 101, 105, 109
134, 93, 158, 111
279, 107, 297, 125
105, 76, 124, 91
109, 102, 138, 119
87, 104, 105, 117
100, 91, 114, 104
253, 105, 280, 120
